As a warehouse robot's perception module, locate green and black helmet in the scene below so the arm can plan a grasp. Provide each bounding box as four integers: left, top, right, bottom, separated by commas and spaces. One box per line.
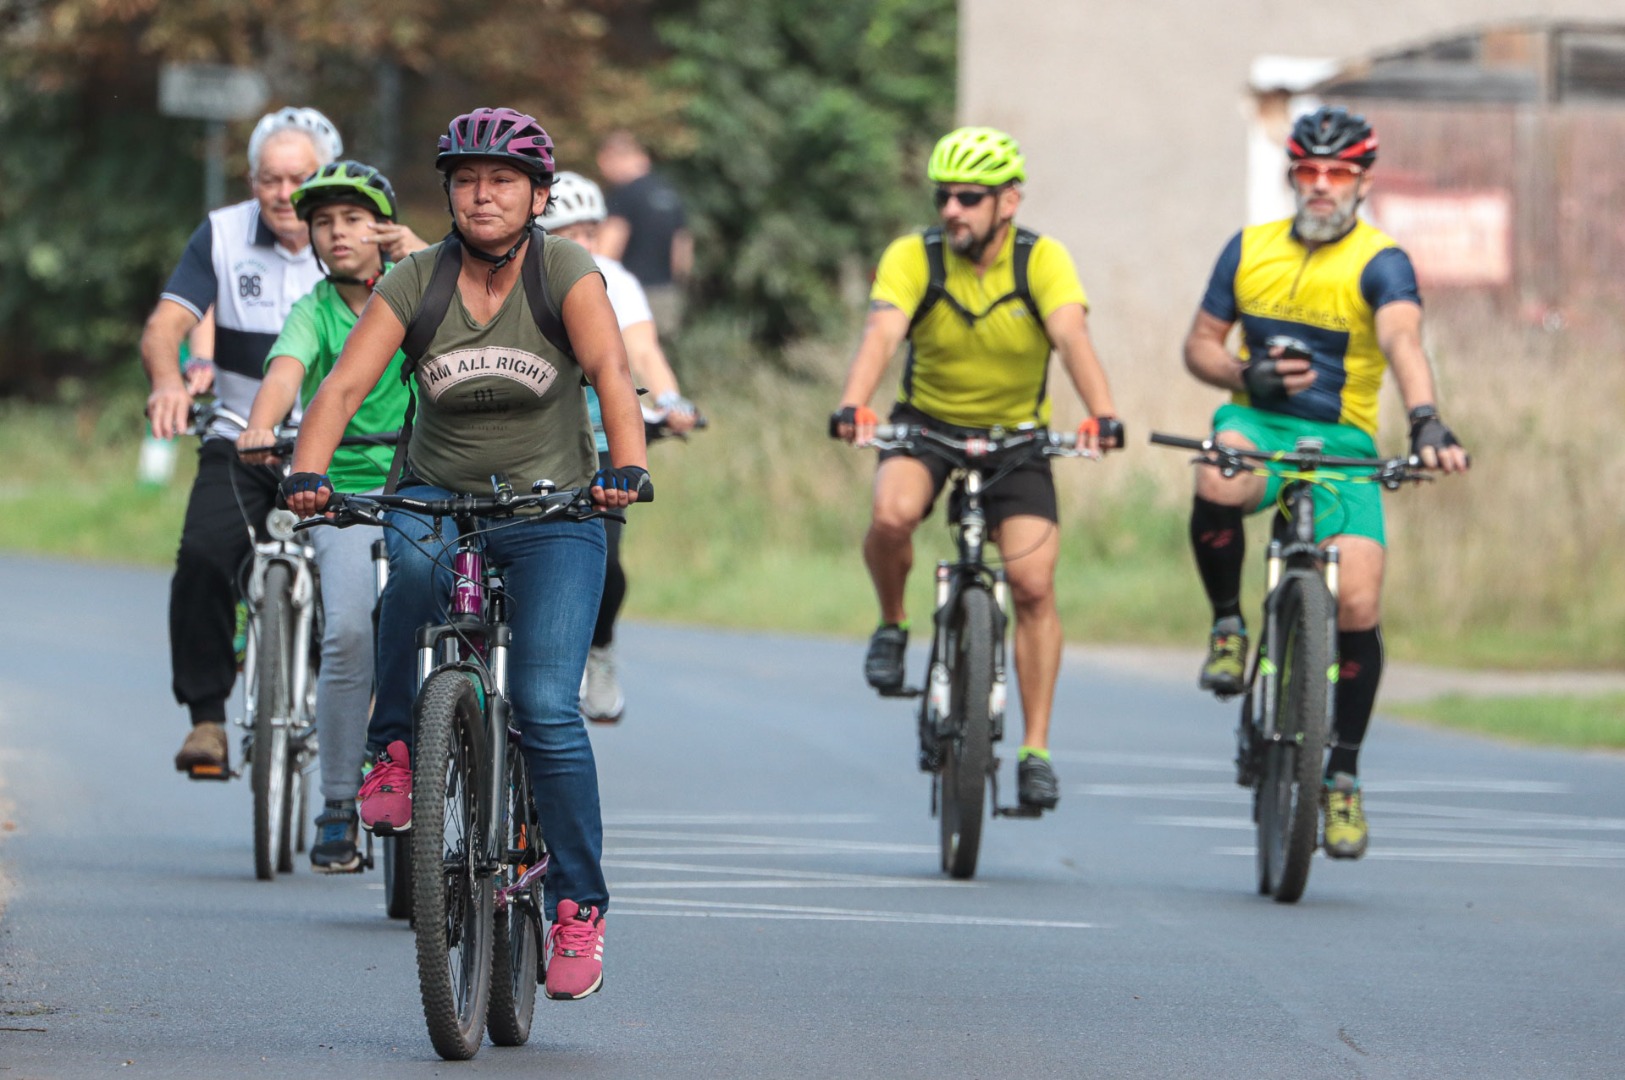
291, 160, 397, 222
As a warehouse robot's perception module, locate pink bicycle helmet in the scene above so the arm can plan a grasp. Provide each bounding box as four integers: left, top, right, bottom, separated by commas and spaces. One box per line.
435, 108, 555, 181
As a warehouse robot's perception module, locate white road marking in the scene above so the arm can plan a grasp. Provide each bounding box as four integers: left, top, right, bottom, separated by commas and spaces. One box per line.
604, 813, 879, 826
612, 897, 1097, 929
605, 828, 935, 855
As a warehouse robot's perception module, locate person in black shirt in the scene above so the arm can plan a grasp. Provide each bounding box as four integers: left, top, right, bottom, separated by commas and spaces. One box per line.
596, 130, 692, 334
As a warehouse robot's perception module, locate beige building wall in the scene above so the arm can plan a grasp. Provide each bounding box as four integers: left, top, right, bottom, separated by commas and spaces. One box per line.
959, 0, 1624, 428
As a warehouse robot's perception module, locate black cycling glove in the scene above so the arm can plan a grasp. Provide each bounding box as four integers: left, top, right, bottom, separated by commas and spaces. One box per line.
1408, 405, 1462, 461
592, 464, 653, 502
1241, 359, 1291, 404
278, 471, 332, 508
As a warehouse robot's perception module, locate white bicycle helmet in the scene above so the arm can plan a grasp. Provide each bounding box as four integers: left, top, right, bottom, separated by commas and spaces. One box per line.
248, 107, 343, 171
540, 171, 608, 229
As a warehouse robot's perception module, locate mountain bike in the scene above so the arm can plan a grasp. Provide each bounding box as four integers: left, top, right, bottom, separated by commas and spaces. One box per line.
178, 400, 314, 880
309, 477, 639, 1060
858, 424, 1091, 879
1150, 432, 1425, 902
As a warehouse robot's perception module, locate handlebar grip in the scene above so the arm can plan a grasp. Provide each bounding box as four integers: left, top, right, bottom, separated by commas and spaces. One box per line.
1149, 432, 1209, 451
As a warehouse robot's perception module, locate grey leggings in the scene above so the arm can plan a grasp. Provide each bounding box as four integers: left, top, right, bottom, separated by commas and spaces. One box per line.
309, 497, 380, 804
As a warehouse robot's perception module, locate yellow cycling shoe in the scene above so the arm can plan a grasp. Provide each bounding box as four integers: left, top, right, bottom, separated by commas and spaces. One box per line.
1323, 772, 1368, 859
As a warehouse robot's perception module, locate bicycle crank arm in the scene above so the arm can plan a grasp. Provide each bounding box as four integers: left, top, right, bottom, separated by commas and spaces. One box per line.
877, 685, 923, 699
495, 854, 551, 912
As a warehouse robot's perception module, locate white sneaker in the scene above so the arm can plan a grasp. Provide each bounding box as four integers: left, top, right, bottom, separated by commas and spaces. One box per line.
581, 645, 625, 723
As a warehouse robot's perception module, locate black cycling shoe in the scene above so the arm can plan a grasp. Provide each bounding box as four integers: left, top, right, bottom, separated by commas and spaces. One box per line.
311, 800, 363, 874
1017, 754, 1061, 810
864, 625, 908, 693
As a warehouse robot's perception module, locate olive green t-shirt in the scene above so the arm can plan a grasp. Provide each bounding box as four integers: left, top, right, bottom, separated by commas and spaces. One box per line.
373, 235, 600, 494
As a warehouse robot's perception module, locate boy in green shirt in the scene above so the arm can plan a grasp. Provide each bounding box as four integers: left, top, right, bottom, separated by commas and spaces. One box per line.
239, 161, 418, 872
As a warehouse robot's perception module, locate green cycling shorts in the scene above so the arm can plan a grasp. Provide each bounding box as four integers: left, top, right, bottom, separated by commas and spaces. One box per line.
1211, 403, 1386, 545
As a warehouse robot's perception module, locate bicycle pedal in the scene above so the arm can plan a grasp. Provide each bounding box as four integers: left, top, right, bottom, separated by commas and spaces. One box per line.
995, 804, 1044, 819
185, 763, 233, 782
878, 685, 922, 699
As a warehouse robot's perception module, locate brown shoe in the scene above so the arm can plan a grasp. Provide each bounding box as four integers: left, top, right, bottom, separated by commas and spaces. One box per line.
175, 722, 229, 778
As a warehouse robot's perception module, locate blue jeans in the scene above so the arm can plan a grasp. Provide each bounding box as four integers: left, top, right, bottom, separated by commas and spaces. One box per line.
370, 484, 609, 920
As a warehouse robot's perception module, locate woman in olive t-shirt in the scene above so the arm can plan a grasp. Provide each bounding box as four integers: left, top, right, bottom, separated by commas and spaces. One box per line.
287, 109, 647, 1003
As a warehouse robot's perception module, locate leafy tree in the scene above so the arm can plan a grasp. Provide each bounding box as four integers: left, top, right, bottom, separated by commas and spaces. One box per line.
660, 0, 956, 347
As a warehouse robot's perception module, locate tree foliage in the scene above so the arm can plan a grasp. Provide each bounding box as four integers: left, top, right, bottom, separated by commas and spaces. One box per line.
661, 0, 956, 347
0, 0, 954, 390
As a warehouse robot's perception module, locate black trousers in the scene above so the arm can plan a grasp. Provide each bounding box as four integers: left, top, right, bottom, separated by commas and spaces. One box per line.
169, 439, 279, 724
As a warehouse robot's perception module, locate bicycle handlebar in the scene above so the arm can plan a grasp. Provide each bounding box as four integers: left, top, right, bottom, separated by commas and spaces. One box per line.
297, 477, 650, 534
862, 423, 1092, 459
1148, 431, 1430, 489
251, 431, 400, 459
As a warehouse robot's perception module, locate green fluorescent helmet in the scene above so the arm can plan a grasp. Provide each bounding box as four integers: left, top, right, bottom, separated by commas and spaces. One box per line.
291, 160, 398, 222
927, 126, 1025, 186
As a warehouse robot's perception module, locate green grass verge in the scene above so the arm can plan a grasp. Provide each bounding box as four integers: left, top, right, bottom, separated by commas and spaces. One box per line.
5, 331, 1624, 679
1387, 693, 1625, 750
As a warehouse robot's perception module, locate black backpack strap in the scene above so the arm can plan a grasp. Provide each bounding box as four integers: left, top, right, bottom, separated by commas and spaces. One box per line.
384, 236, 461, 495
400, 235, 463, 374
1011, 226, 1044, 327
520, 225, 575, 361
908, 227, 950, 335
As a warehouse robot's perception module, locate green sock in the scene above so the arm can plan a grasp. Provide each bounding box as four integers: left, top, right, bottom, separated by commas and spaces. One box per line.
878, 620, 909, 632
1017, 746, 1050, 763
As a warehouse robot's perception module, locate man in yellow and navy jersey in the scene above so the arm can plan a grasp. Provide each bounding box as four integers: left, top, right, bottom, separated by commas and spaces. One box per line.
1182, 106, 1470, 858
830, 126, 1123, 811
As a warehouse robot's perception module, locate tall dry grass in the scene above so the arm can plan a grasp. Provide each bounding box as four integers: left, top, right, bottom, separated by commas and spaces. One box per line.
626, 306, 1624, 670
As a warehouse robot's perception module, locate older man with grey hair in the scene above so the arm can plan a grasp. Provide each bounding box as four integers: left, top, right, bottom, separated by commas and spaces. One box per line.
141, 107, 421, 776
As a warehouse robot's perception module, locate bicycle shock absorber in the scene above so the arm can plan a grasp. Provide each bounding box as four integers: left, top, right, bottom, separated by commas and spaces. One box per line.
989, 572, 1010, 738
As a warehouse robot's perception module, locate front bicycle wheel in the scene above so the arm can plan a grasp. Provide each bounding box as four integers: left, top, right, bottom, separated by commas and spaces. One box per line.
489, 740, 543, 1046
940, 586, 995, 880
252, 563, 295, 882
411, 670, 493, 1060
1256, 575, 1333, 904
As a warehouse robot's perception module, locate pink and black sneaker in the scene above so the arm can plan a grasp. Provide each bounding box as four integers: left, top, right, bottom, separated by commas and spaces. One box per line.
357, 740, 412, 834
545, 899, 605, 1000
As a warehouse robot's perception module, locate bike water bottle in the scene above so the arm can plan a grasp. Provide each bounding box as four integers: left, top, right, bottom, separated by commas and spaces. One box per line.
137, 430, 177, 489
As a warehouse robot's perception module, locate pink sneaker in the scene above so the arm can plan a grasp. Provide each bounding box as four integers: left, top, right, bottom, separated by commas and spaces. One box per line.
357, 740, 412, 834
545, 900, 605, 1000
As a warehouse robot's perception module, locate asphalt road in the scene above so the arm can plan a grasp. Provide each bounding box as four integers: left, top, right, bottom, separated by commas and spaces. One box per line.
1, 555, 1622, 1078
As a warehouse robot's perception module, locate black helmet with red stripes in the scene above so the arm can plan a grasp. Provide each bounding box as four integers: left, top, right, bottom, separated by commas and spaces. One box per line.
1287, 106, 1377, 168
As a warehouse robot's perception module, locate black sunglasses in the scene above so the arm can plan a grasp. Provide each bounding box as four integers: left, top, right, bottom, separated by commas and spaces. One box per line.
934, 186, 997, 209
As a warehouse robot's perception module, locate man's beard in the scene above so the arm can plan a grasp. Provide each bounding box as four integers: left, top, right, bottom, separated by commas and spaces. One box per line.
948, 217, 1000, 261
1294, 190, 1361, 243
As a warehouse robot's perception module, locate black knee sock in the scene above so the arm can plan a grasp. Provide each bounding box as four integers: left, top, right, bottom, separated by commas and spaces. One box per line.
1328, 626, 1384, 777
1190, 497, 1246, 621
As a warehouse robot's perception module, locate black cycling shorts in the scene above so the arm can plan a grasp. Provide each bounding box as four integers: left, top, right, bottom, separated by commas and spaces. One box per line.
878, 403, 1058, 527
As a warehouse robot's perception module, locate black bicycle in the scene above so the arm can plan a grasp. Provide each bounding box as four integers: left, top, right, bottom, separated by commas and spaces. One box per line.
1150, 432, 1425, 902
309, 477, 638, 1060
858, 424, 1091, 879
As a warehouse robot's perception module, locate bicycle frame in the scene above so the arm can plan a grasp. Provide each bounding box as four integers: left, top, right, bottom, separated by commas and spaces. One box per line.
923, 469, 1011, 756
1247, 452, 1341, 763
241, 516, 321, 752
410, 526, 523, 885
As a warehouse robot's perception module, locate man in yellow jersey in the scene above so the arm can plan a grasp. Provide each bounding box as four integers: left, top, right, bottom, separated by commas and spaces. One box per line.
830, 126, 1122, 811
1181, 106, 1470, 857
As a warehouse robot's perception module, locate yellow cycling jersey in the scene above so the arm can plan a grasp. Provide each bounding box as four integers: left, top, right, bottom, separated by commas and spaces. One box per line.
871, 226, 1087, 430
1200, 217, 1420, 436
